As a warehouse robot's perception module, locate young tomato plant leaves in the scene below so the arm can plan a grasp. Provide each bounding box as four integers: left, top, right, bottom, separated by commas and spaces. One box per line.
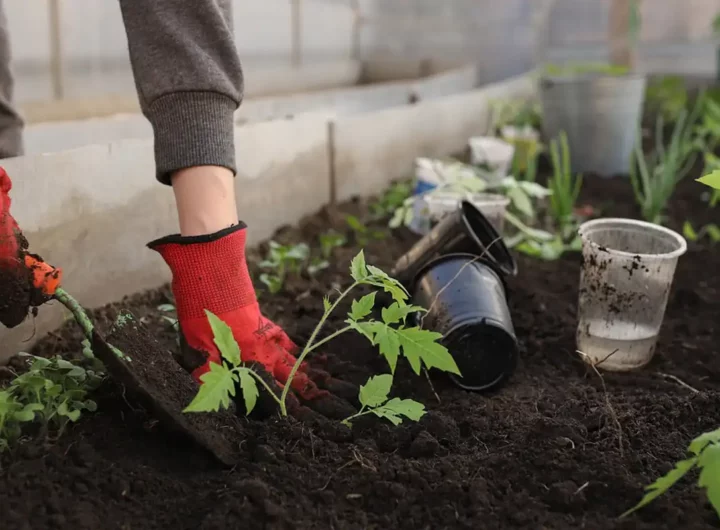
371, 397, 425, 426
185, 311, 262, 416
359, 373, 393, 407
698, 445, 720, 516
622, 426, 720, 518
697, 170, 720, 190
349, 293, 376, 321
343, 374, 425, 427
184, 362, 237, 413
350, 250, 369, 281
205, 310, 241, 366
395, 327, 460, 376
237, 370, 259, 415
348, 302, 459, 376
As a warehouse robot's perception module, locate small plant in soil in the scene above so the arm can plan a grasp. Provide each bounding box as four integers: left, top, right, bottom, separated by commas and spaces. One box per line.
547, 131, 582, 238
345, 215, 386, 246
318, 230, 347, 259
341, 374, 425, 427
644, 75, 688, 123
184, 251, 460, 421
259, 241, 310, 293
0, 353, 103, 451
630, 94, 704, 224
622, 427, 720, 519
684, 170, 720, 243
370, 181, 412, 220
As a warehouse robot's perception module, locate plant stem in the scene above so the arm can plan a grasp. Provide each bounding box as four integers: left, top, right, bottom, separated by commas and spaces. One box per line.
245, 369, 284, 408
279, 282, 359, 415
54, 287, 129, 362
341, 405, 368, 426
54, 287, 94, 340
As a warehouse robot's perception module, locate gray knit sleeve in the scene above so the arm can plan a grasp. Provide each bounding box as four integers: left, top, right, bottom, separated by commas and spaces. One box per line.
118, 0, 244, 185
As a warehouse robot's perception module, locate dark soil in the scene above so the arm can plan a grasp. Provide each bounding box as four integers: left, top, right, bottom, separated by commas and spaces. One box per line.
1, 175, 719, 530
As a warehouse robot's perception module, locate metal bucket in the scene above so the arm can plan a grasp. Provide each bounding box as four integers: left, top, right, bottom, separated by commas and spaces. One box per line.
539, 74, 646, 177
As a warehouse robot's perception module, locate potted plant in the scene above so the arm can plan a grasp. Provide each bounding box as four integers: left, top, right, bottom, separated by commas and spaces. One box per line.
538, 0, 645, 176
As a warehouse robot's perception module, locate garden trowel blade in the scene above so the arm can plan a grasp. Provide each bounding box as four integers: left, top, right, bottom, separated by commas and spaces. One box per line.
89, 313, 244, 466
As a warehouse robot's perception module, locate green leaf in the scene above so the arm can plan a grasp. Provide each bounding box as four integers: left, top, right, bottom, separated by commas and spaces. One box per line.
205, 310, 241, 367
621, 457, 698, 517
371, 398, 426, 426
184, 362, 236, 413
381, 303, 424, 325
507, 186, 534, 218
698, 444, 720, 517
57, 400, 82, 422
237, 369, 259, 416
323, 296, 332, 312
359, 374, 393, 408
346, 319, 380, 348
697, 170, 720, 190
350, 250, 368, 281
517, 180, 552, 198
349, 293, 376, 321
346, 215, 365, 232
13, 403, 44, 422
690, 428, 720, 455
157, 304, 176, 313
364, 322, 402, 373
396, 327, 461, 376
683, 221, 698, 241
706, 224, 720, 243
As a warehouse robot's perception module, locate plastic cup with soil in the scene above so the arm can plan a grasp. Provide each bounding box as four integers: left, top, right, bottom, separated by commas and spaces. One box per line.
424, 192, 510, 234
576, 218, 687, 371
411, 253, 518, 391
392, 200, 517, 289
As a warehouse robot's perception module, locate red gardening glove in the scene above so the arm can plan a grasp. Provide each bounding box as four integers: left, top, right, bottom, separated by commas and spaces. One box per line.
0, 168, 61, 328
148, 224, 327, 402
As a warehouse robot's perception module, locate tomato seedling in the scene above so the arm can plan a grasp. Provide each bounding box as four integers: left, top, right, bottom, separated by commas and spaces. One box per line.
184, 250, 460, 420
342, 374, 425, 427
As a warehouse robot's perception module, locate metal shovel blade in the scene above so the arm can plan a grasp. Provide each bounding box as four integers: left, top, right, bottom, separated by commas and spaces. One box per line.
89, 313, 245, 466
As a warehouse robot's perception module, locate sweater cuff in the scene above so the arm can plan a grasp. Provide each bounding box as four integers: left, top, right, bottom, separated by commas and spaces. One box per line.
145, 92, 238, 185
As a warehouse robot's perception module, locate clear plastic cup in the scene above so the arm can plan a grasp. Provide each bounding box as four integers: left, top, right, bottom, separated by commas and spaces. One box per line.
425, 192, 510, 233
576, 218, 688, 371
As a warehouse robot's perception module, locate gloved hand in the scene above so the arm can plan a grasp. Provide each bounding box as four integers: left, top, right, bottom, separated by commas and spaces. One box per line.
0, 168, 61, 328
148, 224, 352, 414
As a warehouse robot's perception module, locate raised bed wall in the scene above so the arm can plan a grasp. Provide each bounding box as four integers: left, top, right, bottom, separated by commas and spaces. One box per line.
0, 71, 535, 362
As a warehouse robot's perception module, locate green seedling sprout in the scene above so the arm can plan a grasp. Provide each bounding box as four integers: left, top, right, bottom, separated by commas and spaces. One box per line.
645, 76, 688, 123
0, 353, 103, 451
370, 181, 412, 219
622, 427, 720, 519
630, 94, 705, 224
624, 172, 720, 518
345, 215, 386, 246
318, 230, 347, 259
548, 131, 583, 239
184, 250, 459, 419
259, 241, 310, 293
342, 374, 425, 427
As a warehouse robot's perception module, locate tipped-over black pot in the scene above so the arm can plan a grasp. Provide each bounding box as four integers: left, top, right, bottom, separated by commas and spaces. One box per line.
392, 201, 517, 289
411, 253, 518, 392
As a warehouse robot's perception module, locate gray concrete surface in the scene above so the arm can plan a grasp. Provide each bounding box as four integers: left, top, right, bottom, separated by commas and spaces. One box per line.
21, 63, 478, 155
0, 71, 534, 362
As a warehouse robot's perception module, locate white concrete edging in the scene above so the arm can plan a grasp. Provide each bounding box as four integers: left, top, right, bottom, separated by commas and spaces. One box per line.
23, 64, 479, 156
0, 71, 535, 361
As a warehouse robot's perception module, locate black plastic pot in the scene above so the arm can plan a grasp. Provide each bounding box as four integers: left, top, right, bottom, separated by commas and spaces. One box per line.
392, 201, 517, 288
411, 253, 518, 392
